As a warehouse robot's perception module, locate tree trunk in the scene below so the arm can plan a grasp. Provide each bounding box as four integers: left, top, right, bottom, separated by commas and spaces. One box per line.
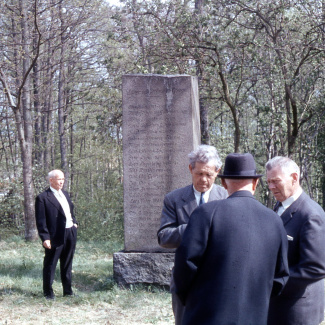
199, 97, 209, 144
43, 38, 54, 172
0, 0, 40, 241
216, 48, 240, 152
195, 0, 209, 144
58, 3, 69, 188
20, 0, 38, 241
70, 113, 74, 198
33, 27, 41, 164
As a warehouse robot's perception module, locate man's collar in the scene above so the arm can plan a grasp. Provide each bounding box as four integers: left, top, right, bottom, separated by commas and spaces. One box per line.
281, 186, 303, 210
50, 186, 62, 195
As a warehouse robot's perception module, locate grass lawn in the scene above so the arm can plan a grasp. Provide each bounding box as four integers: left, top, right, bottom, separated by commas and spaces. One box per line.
0, 237, 173, 325
1, 236, 325, 325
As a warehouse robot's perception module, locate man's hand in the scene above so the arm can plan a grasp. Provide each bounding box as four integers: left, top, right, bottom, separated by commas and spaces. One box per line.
43, 240, 51, 249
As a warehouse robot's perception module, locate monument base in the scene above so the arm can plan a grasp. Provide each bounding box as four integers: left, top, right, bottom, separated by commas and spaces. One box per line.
113, 252, 175, 287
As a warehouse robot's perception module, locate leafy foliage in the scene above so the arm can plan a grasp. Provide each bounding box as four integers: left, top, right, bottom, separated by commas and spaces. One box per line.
0, 0, 325, 241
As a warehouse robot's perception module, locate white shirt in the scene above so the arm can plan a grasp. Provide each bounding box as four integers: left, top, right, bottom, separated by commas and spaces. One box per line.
193, 185, 213, 206
50, 186, 74, 228
277, 186, 303, 216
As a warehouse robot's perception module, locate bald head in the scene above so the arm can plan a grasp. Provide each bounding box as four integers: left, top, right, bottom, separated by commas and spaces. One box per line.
48, 170, 65, 191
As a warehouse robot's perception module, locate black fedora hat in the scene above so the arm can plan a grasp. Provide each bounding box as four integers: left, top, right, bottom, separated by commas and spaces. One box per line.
217, 153, 263, 179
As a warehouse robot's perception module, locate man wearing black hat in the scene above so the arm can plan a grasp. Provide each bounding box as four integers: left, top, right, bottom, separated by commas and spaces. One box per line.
173, 153, 289, 325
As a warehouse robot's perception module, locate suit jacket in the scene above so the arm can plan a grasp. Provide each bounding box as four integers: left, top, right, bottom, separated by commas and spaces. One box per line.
157, 184, 227, 249
268, 191, 325, 325
174, 191, 289, 325
35, 188, 77, 247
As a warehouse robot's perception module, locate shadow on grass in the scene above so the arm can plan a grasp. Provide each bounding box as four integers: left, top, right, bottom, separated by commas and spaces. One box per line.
0, 266, 117, 298
73, 272, 116, 292
0, 285, 41, 298
0, 263, 41, 279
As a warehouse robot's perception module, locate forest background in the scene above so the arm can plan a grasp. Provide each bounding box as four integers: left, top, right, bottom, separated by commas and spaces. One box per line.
0, 0, 324, 242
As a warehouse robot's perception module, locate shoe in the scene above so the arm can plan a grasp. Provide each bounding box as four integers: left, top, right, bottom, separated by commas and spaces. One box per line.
45, 294, 55, 300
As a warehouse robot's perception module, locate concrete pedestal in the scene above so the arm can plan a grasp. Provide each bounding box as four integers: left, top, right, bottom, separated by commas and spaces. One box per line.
113, 252, 175, 287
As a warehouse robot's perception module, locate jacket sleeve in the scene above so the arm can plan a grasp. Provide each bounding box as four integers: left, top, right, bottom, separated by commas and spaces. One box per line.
157, 194, 187, 249
271, 222, 289, 296
173, 205, 212, 305
35, 195, 50, 242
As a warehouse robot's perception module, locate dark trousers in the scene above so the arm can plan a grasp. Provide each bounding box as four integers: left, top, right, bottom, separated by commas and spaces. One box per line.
170, 271, 185, 325
43, 226, 77, 297
172, 291, 185, 325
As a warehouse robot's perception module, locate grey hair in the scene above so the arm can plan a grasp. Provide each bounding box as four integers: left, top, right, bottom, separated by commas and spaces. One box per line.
265, 156, 300, 178
47, 169, 63, 181
188, 145, 222, 171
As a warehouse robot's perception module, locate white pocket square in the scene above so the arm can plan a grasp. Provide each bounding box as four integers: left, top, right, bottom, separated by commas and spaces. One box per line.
287, 235, 294, 241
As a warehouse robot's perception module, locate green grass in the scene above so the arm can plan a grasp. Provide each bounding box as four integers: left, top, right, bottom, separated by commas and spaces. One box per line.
3, 237, 323, 325
0, 237, 173, 325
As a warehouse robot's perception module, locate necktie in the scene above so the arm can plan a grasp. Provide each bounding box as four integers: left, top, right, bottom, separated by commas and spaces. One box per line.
199, 192, 205, 205
277, 202, 284, 216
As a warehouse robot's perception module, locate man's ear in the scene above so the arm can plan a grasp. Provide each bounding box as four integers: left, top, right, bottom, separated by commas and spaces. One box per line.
252, 178, 259, 191
291, 172, 299, 185
221, 178, 227, 189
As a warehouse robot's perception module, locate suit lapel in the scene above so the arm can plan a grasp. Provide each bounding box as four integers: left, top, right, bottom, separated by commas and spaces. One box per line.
279, 192, 306, 226
208, 184, 217, 202
181, 184, 224, 218
182, 185, 197, 218
280, 209, 292, 226
274, 201, 281, 212
46, 189, 65, 214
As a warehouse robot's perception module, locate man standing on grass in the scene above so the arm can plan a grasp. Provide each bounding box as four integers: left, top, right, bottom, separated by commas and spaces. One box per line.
35, 169, 78, 300
266, 156, 325, 325
173, 153, 289, 325
157, 144, 227, 324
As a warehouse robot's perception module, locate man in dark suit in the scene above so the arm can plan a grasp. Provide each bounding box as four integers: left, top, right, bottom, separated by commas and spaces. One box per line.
35, 169, 78, 300
266, 156, 325, 325
173, 153, 289, 325
157, 145, 227, 324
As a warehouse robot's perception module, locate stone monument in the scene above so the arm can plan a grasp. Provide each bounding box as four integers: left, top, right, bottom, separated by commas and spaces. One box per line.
113, 74, 201, 286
